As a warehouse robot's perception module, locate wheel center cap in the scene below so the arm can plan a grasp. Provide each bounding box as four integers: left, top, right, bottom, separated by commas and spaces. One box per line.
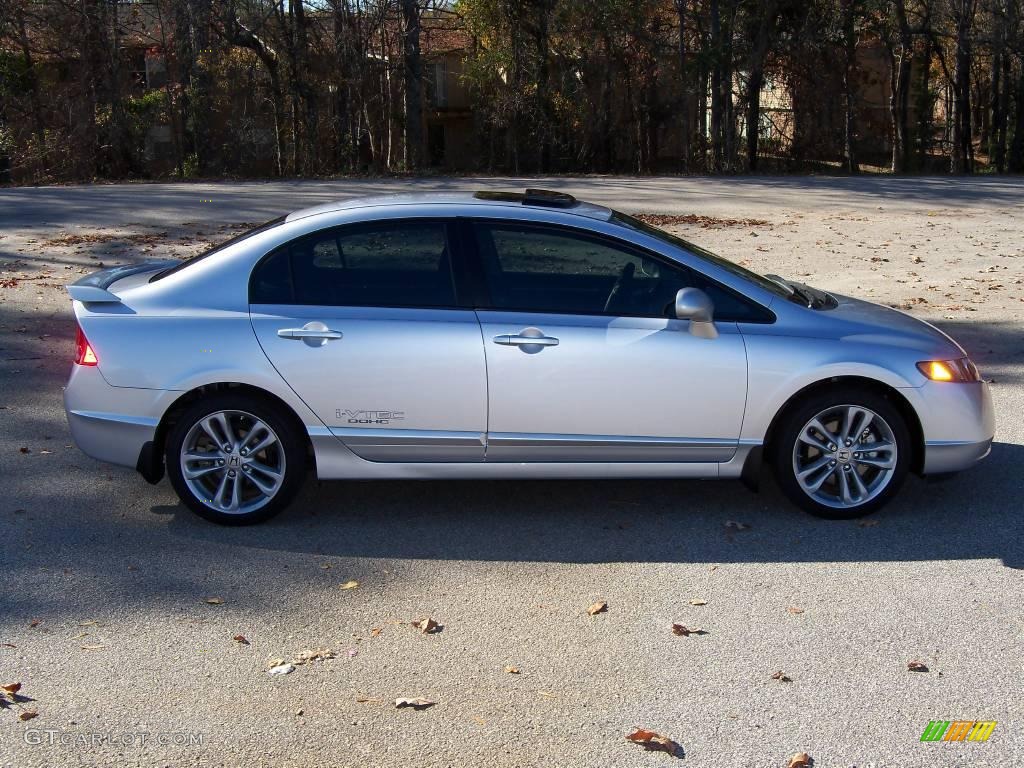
228, 455, 241, 468
835, 448, 852, 464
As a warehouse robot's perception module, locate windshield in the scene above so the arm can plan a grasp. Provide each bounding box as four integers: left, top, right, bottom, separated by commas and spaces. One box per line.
611, 211, 793, 299
150, 216, 287, 282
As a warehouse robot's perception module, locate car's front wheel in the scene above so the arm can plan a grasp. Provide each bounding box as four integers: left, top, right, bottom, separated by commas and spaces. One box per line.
165, 394, 306, 525
773, 387, 911, 519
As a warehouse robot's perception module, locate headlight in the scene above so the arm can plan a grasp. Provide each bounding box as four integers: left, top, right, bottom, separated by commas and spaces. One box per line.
917, 358, 981, 382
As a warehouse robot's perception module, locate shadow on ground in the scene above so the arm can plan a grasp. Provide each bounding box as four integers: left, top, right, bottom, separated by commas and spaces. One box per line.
154, 440, 1023, 569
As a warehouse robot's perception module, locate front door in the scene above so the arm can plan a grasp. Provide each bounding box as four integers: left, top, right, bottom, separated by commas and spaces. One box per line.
250, 219, 487, 461
470, 221, 748, 462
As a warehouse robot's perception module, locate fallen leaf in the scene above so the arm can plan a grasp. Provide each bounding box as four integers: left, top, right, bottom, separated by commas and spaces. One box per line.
472, 715, 487, 726
233, 635, 249, 645
28, 620, 40, 628
19, 711, 38, 721
626, 728, 682, 757
771, 671, 792, 682
787, 752, 812, 768
537, 690, 557, 698
39, 450, 52, 455
18, 447, 29, 454
587, 601, 608, 616
786, 606, 805, 615
355, 696, 380, 703
267, 663, 294, 676
724, 520, 751, 531
266, 657, 286, 668
320, 563, 333, 570
295, 708, 303, 716
80, 644, 106, 651
78, 620, 99, 627
907, 660, 929, 672
339, 580, 360, 590
0, 644, 15, 649
204, 597, 225, 605
689, 599, 708, 606
413, 617, 441, 634
370, 627, 383, 637
395, 697, 435, 709
1, 683, 21, 695
671, 624, 705, 637
504, 666, 520, 674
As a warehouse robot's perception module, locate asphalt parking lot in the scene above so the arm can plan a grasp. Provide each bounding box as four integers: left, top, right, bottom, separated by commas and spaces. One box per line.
1, 176, 1022, 768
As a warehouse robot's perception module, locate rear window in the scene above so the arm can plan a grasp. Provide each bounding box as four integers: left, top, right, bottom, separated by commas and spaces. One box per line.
150, 216, 287, 282
249, 221, 457, 308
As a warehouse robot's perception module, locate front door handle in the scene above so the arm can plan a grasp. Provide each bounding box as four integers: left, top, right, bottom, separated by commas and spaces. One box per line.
277, 321, 343, 347
493, 327, 559, 352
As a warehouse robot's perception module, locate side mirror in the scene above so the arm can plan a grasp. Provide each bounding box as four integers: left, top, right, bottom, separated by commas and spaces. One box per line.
674, 287, 718, 339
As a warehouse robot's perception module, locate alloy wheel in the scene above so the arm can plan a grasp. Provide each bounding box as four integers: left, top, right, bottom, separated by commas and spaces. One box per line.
179, 410, 286, 515
791, 404, 898, 510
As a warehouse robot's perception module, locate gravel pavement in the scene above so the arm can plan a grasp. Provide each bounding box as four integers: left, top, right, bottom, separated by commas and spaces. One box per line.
0, 176, 1022, 768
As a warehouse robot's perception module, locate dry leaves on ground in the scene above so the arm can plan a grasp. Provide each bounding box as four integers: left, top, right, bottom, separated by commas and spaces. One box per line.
395, 697, 435, 710
339, 580, 360, 590
907, 660, 929, 672
771, 671, 793, 683
787, 752, 813, 768
292, 648, 336, 665
233, 635, 249, 645
203, 597, 225, 605
412, 617, 441, 634
786, 606, 805, 615
671, 624, 706, 637
689, 599, 708, 606
504, 666, 520, 674
1, 683, 21, 695
634, 213, 769, 230
587, 601, 608, 616
626, 728, 683, 757
19, 711, 38, 721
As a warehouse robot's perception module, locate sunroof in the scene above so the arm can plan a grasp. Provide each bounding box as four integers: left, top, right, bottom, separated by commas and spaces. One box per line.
473, 189, 578, 209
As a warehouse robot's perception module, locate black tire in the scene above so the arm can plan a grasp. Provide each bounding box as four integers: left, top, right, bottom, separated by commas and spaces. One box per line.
165, 393, 306, 525
772, 386, 911, 520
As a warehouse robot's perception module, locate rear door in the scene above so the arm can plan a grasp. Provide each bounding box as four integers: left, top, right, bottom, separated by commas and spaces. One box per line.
250, 219, 487, 462
469, 220, 749, 462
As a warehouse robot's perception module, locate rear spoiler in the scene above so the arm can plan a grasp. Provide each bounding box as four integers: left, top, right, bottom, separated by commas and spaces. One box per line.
67, 260, 178, 304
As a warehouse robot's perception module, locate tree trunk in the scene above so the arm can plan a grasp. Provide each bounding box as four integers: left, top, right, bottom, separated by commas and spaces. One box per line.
674, 0, 691, 170
401, 0, 424, 170
710, 0, 723, 171
842, 0, 859, 173
950, 0, 974, 173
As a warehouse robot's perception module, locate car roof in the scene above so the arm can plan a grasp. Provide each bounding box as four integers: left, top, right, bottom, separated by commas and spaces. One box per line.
284, 190, 614, 224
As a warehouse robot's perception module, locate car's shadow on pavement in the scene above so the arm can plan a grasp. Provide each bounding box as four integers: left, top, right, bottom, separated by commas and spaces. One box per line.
157, 441, 1024, 569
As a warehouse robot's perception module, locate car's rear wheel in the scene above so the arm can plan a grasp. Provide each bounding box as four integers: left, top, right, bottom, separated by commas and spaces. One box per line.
773, 387, 910, 519
165, 394, 306, 525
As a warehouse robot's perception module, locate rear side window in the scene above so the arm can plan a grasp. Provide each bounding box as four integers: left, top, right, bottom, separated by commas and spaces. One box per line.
250, 221, 457, 308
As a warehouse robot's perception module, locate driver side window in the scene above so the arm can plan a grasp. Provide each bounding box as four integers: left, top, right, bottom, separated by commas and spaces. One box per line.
474, 223, 689, 317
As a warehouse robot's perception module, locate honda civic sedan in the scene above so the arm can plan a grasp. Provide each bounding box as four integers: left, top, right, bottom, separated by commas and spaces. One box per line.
64, 189, 994, 524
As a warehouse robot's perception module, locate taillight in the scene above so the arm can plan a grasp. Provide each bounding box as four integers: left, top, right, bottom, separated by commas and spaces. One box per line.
75, 325, 98, 366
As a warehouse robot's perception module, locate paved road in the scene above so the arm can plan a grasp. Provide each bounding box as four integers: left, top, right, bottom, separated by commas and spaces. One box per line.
0, 177, 1022, 768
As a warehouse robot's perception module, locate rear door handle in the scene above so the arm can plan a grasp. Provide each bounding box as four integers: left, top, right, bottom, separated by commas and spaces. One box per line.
277, 321, 342, 347
493, 335, 559, 347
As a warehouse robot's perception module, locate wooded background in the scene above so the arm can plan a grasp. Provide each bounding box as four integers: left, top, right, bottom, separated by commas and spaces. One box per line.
2, 0, 1023, 183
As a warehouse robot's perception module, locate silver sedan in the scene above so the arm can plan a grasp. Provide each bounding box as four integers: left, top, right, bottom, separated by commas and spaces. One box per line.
64, 189, 994, 524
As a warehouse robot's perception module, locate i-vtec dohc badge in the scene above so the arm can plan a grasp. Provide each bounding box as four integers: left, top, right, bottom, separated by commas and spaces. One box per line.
337, 409, 405, 425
